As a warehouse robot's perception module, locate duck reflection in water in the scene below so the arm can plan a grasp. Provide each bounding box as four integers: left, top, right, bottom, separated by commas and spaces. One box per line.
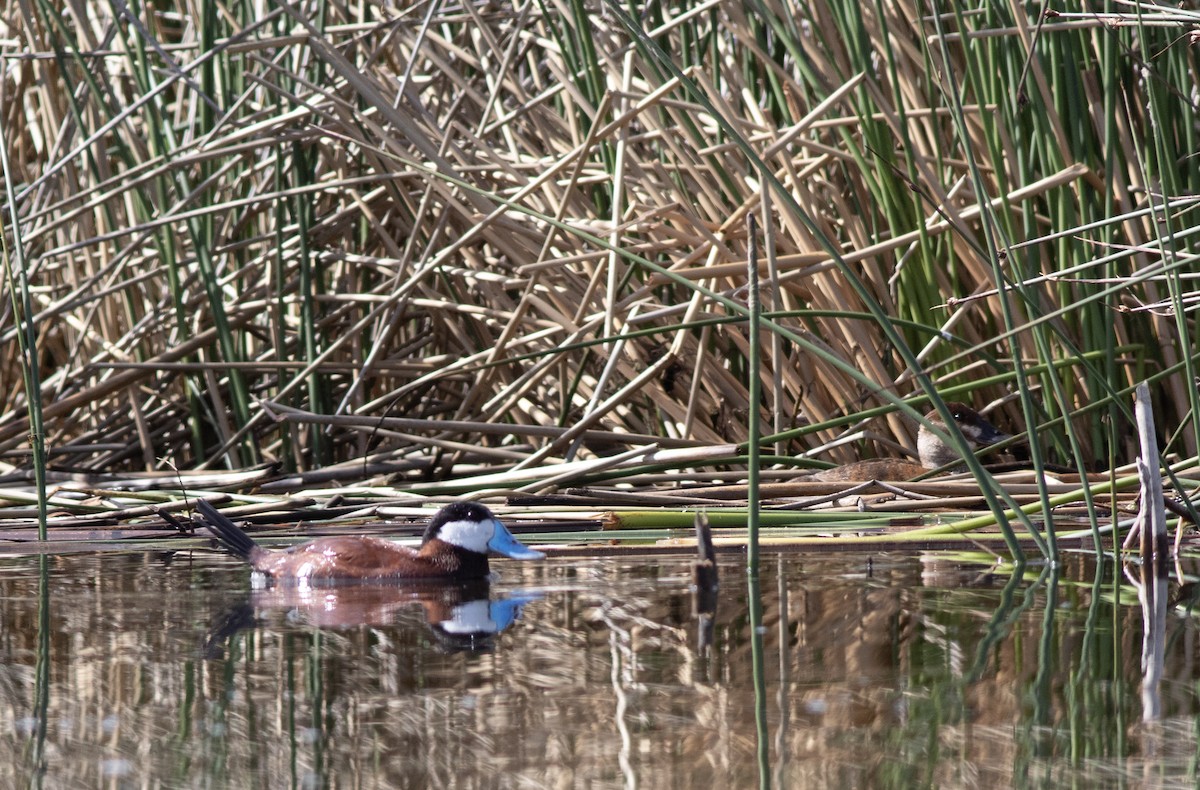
181, 500, 545, 654
205, 580, 541, 655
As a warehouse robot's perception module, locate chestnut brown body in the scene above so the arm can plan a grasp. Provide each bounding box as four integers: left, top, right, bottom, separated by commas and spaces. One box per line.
195, 500, 543, 586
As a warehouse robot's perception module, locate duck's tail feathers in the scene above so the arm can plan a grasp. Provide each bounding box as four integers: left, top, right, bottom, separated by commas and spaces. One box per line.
196, 500, 259, 561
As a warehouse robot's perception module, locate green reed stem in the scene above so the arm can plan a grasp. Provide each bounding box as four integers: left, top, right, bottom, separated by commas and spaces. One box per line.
0, 104, 47, 541
747, 213, 762, 575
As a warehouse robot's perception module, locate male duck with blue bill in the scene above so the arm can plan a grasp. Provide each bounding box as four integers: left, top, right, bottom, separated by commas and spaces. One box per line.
193, 499, 544, 586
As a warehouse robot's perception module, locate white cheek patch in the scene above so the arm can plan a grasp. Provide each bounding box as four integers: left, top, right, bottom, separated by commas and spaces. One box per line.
438, 518, 493, 553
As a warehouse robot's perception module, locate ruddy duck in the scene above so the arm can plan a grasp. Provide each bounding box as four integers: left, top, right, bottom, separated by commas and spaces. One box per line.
194, 499, 544, 585
811, 402, 1011, 482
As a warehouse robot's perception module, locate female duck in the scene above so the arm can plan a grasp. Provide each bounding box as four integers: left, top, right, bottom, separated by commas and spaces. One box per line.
195, 500, 543, 585
812, 402, 1011, 482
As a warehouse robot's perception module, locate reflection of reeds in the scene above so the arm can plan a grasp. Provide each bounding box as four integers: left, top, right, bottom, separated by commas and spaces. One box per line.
0, 550, 1165, 787
3, 2, 1198, 538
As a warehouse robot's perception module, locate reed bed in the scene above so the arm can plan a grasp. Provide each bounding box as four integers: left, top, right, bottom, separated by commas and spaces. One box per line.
2, 1, 1200, 549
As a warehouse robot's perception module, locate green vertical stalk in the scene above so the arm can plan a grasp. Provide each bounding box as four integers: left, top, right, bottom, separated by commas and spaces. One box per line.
285, 3, 331, 468
272, 146, 296, 470
294, 151, 328, 465
745, 215, 769, 789
0, 106, 47, 541
746, 214, 761, 573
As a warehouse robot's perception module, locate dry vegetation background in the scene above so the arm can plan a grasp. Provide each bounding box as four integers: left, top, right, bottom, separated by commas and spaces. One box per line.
2, 0, 1198, 487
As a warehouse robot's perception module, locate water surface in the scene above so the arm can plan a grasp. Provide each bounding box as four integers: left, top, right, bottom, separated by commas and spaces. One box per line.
0, 548, 1198, 788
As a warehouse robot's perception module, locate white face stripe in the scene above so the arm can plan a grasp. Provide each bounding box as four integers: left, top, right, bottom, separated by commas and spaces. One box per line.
437, 518, 495, 553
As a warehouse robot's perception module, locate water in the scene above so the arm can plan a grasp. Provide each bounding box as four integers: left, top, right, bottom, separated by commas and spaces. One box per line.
0, 547, 1198, 788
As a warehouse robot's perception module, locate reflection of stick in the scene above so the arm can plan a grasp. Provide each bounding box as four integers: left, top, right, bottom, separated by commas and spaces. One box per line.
693, 510, 718, 655
693, 510, 718, 594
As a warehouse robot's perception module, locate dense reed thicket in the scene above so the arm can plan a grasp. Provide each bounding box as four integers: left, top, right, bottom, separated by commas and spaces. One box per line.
1, 1, 1197, 486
